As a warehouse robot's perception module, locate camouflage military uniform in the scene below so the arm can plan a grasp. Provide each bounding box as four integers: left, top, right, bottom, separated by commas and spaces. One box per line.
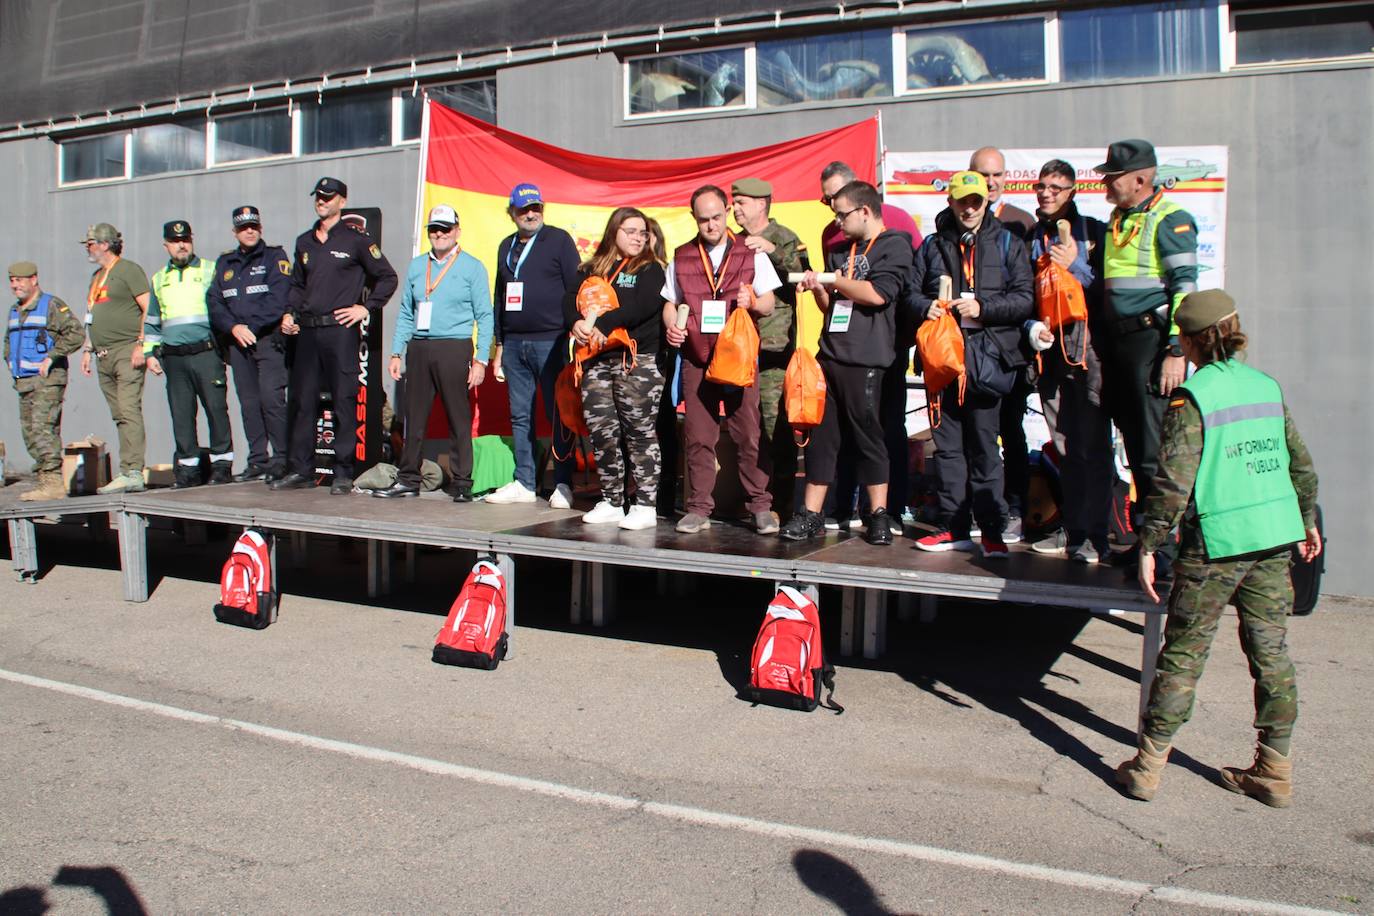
747, 219, 807, 519
1137, 396, 1318, 754
580, 356, 664, 507
5, 294, 84, 473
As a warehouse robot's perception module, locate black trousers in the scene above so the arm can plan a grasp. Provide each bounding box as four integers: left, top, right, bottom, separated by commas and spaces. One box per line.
165, 347, 233, 467
399, 337, 473, 490
931, 385, 1006, 536
228, 329, 288, 470
286, 324, 360, 479
806, 360, 887, 487
830, 355, 909, 519
1100, 324, 1169, 512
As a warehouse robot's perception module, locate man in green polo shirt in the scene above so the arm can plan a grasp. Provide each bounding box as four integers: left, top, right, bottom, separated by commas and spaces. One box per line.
78, 222, 152, 493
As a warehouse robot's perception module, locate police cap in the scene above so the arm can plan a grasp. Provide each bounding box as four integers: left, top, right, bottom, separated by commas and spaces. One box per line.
163, 220, 193, 241
232, 205, 262, 229
1094, 139, 1157, 175
311, 177, 348, 198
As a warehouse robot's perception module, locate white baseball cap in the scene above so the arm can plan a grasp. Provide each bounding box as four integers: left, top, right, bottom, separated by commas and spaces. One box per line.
426, 205, 458, 229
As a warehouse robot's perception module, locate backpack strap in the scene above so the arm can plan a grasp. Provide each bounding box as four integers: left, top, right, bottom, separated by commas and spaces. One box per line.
819, 664, 844, 714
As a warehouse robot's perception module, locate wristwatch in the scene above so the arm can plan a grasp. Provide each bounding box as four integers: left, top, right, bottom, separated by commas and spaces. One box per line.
1167, 343, 1184, 358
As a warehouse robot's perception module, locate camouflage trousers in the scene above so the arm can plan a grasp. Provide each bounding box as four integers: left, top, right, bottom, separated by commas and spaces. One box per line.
1143, 550, 1298, 750
758, 355, 798, 520
581, 356, 664, 507
14, 374, 66, 473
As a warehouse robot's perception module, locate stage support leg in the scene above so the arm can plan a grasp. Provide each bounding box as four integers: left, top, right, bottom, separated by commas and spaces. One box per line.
289, 531, 308, 568
8, 518, 38, 584
1139, 611, 1165, 736
840, 588, 858, 657
404, 543, 417, 584
496, 552, 515, 659
367, 540, 393, 597
117, 511, 149, 602
863, 590, 887, 660
919, 594, 938, 624
571, 561, 615, 627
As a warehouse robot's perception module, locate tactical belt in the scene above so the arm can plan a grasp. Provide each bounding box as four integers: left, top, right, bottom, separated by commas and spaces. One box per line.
1108, 305, 1171, 336
161, 339, 216, 357
294, 312, 343, 328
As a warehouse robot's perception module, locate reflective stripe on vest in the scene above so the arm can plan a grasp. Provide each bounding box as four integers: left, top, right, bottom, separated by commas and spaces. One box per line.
1181, 359, 1306, 559
8, 293, 52, 379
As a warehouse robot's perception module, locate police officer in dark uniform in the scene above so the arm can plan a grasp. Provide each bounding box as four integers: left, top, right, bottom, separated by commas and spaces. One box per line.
208, 205, 292, 482
270, 177, 398, 494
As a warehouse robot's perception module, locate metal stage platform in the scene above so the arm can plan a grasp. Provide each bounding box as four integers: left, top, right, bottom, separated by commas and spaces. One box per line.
3, 479, 1165, 720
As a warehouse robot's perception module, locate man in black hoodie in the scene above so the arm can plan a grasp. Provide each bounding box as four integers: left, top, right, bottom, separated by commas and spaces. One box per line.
913, 171, 1034, 558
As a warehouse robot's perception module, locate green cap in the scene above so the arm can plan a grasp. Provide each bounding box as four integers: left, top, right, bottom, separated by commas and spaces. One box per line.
7, 261, 37, 278
81, 223, 121, 245
1175, 289, 1238, 334
731, 178, 772, 198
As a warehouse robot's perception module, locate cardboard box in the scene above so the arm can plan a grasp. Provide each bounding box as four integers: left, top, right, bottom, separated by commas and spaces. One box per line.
62, 436, 111, 495
144, 464, 176, 488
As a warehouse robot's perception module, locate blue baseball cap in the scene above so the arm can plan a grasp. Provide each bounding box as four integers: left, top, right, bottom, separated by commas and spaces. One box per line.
509, 183, 543, 208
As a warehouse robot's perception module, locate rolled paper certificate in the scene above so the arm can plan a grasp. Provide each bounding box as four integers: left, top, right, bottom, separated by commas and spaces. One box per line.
674, 303, 690, 329
1056, 219, 1072, 245
787, 272, 837, 284
937, 275, 953, 301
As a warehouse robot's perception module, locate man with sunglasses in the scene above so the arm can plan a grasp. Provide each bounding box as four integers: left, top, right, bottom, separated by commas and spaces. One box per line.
487, 183, 582, 507
374, 205, 491, 501
272, 177, 397, 494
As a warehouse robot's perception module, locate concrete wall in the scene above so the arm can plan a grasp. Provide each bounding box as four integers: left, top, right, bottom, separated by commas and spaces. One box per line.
3, 54, 1370, 595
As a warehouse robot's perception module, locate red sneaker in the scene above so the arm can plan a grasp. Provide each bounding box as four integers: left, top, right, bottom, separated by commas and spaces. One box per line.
915, 529, 975, 552
981, 535, 1009, 559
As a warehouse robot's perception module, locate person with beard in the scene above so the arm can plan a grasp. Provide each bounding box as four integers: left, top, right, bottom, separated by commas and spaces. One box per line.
144, 220, 234, 488
912, 171, 1033, 558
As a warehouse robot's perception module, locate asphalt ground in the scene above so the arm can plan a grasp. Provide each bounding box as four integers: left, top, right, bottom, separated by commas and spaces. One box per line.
1, 521, 1372, 915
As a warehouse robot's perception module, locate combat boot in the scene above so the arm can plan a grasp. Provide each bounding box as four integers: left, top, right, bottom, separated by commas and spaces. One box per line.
19, 471, 66, 502
1114, 735, 1171, 801
1220, 743, 1292, 808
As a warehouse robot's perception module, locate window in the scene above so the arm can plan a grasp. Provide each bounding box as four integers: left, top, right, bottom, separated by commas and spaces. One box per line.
300, 90, 392, 154
213, 108, 291, 164
757, 30, 893, 106
1233, 3, 1374, 66
903, 17, 1049, 91
60, 133, 126, 183
627, 47, 748, 116
131, 121, 206, 176
399, 79, 497, 141
1061, 1, 1220, 82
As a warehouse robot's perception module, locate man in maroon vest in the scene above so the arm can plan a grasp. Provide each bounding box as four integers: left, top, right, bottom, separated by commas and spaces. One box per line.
662, 185, 780, 534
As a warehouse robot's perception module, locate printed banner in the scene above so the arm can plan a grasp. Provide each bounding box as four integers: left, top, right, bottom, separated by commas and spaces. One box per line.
883, 146, 1228, 287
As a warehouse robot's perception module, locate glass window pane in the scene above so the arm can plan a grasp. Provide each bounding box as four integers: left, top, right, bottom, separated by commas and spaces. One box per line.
215, 109, 291, 164
628, 49, 746, 115
757, 30, 893, 106
131, 121, 206, 176
1235, 4, 1374, 65
301, 90, 392, 154
904, 19, 1045, 90
401, 79, 498, 139
1061, 1, 1219, 82
60, 133, 125, 183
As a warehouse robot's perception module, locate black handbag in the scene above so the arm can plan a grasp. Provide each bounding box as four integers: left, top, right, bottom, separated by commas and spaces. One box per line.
964, 329, 1018, 398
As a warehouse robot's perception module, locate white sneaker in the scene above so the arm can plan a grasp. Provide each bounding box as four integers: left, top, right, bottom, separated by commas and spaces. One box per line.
548, 483, 574, 510
485, 480, 536, 504
618, 505, 657, 530
582, 500, 624, 525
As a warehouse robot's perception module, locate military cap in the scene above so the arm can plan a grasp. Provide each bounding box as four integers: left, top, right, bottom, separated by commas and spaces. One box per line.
731, 178, 772, 198
947, 170, 988, 200
311, 176, 348, 198
7, 261, 37, 278
163, 220, 192, 241
1094, 139, 1157, 175
232, 205, 262, 229
1176, 289, 1238, 334
81, 223, 121, 244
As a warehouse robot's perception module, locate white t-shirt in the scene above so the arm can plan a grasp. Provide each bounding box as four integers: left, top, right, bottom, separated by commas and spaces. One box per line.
660, 239, 782, 304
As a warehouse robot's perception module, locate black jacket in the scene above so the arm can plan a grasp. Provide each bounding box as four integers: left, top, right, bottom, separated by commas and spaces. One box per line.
914, 209, 1034, 360
207, 240, 291, 334
289, 220, 398, 317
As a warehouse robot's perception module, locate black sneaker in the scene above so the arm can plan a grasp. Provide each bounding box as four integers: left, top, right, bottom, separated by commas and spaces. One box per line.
451, 488, 474, 503
780, 509, 825, 541
864, 508, 893, 546
209, 464, 232, 485
329, 475, 354, 495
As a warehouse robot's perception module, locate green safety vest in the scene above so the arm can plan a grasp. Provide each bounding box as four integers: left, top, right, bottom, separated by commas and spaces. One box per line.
147, 258, 214, 351
1103, 196, 1187, 314
1181, 359, 1305, 560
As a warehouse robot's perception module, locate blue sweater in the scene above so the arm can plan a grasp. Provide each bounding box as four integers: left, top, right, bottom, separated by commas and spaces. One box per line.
393, 249, 493, 360
494, 225, 582, 343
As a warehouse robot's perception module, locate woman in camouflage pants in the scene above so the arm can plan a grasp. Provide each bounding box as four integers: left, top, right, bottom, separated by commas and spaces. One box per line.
565, 208, 666, 531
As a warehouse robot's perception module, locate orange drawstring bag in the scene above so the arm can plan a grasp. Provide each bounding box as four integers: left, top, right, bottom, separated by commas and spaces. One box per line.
572, 267, 637, 383
915, 296, 965, 429
1034, 219, 1089, 367
784, 290, 825, 445
705, 285, 760, 387
555, 358, 589, 439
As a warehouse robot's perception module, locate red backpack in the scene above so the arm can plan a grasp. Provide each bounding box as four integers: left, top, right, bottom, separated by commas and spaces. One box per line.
747, 586, 842, 713
433, 558, 509, 670
213, 528, 278, 629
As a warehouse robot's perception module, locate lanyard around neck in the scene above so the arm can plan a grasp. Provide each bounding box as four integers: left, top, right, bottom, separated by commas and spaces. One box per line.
88, 257, 120, 309
846, 235, 878, 280
696, 233, 733, 297
506, 229, 540, 278
425, 248, 460, 298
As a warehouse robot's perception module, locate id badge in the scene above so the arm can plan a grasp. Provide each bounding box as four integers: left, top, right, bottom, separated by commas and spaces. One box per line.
416, 300, 433, 332
701, 299, 727, 333
505, 281, 524, 313
829, 300, 854, 333
84, 311, 93, 326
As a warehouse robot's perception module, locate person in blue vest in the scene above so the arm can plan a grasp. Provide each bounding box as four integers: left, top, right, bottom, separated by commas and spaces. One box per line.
1116, 290, 1321, 808
144, 220, 234, 488
6, 261, 84, 501
207, 205, 293, 482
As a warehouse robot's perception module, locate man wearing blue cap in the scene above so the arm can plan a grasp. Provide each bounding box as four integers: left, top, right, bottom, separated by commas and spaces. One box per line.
486, 182, 582, 507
